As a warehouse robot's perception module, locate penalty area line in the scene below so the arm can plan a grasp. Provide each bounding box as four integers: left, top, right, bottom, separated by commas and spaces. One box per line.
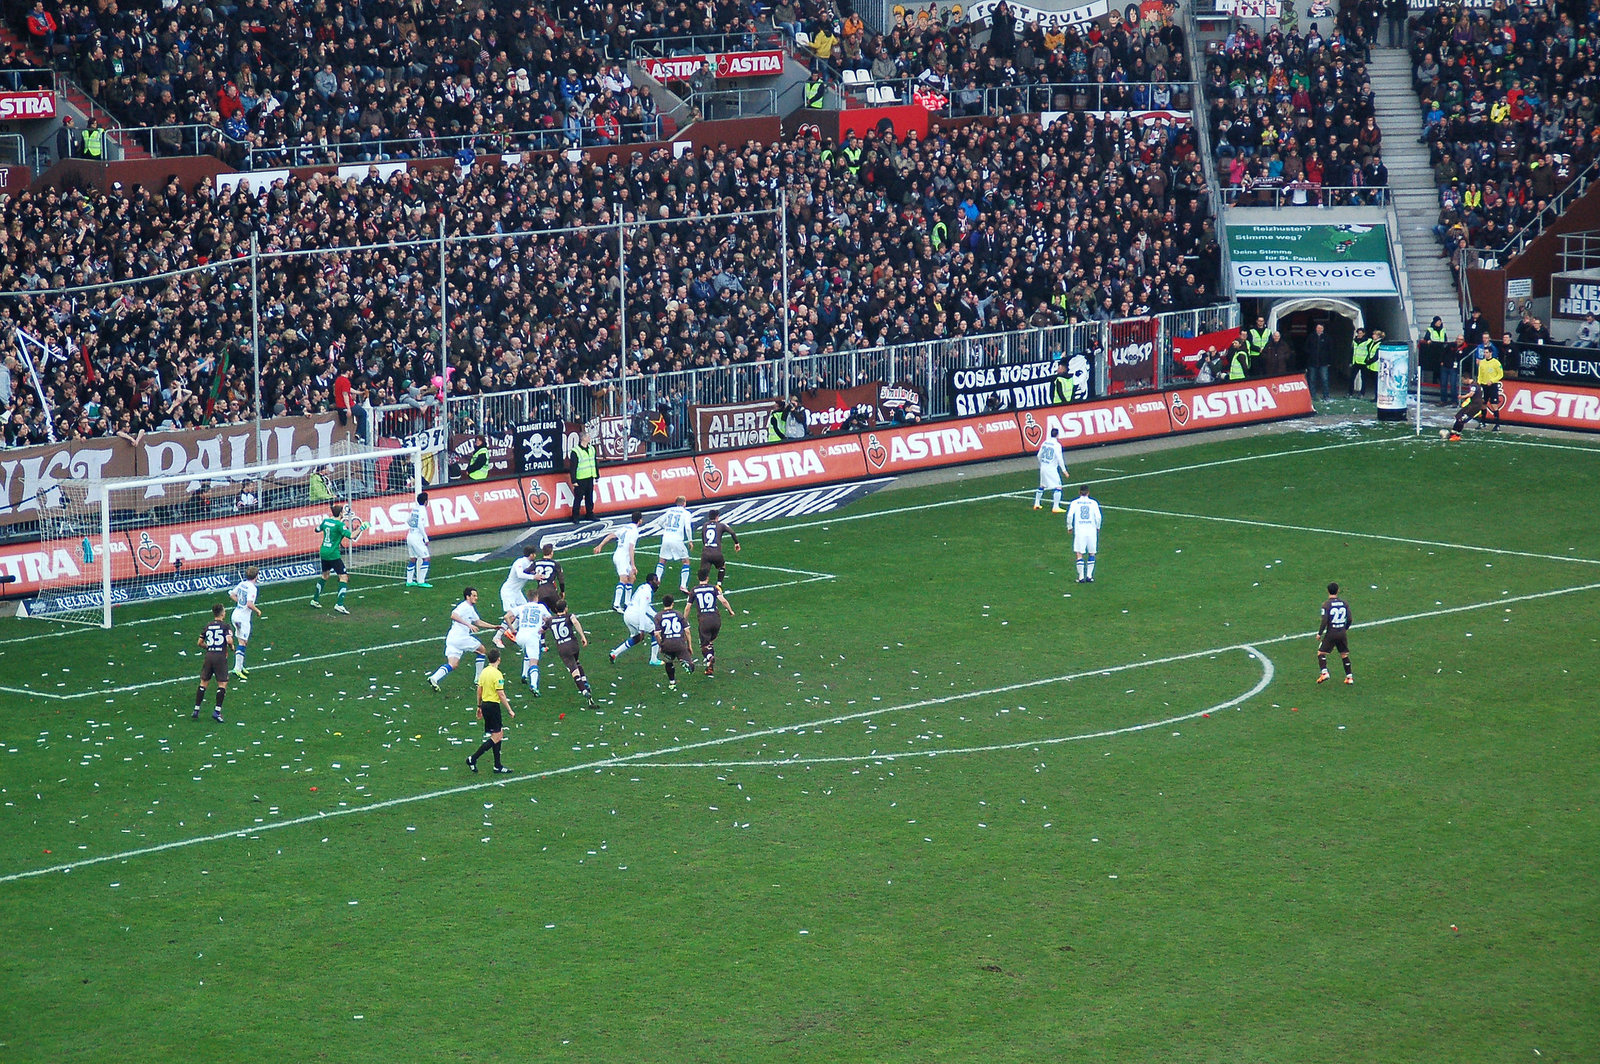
0, 572, 835, 702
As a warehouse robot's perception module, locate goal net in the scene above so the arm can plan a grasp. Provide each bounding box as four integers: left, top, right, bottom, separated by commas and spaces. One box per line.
26, 443, 424, 627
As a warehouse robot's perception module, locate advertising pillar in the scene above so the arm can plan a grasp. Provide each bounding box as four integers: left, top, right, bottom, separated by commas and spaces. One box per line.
1376, 343, 1410, 422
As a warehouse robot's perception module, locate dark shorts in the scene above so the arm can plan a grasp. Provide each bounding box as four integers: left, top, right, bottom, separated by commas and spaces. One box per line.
558, 647, 582, 671
536, 586, 561, 609
698, 618, 721, 644
659, 637, 692, 661
200, 652, 228, 683
701, 549, 725, 572
321, 556, 347, 576
1483, 383, 1503, 407
1319, 632, 1350, 655
480, 702, 504, 733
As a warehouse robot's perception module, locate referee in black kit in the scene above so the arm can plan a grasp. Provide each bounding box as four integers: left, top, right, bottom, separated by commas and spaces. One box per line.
569, 429, 598, 520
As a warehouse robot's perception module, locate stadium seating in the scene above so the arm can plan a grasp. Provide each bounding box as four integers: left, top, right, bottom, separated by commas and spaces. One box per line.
0, 114, 1221, 445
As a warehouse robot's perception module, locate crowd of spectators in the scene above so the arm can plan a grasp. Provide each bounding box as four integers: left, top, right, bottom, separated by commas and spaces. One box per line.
0, 114, 1221, 446
1205, 12, 1388, 206
806, 0, 1191, 116
1409, 0, 1600, 282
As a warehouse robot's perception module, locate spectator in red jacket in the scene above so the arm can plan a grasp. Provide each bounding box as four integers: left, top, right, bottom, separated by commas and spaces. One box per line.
26, 2, 57, 52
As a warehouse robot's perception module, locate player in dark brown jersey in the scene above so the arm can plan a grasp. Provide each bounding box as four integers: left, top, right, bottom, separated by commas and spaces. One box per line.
1316, 582, 1354, 685
546, 597, 597, 708
653, 595, 696, 690
688, 578, 734, 677
531, 543, 565, 609
697, 509, 741, 585
194, 604, 234, 722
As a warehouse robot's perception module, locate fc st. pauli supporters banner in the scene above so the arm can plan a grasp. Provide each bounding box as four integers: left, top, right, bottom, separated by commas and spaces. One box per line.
1227, 223, 1398, 297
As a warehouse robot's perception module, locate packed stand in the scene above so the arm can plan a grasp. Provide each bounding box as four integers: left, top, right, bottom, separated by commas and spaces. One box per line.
805, 0, 1191, 114
17, 0, 665, 165
1409, 1, 1600, 283
1204, 13, 1389, 206
0, 115, 1220, 447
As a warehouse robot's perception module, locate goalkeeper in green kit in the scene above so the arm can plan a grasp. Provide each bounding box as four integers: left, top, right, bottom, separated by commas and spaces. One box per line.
310, 501, 363, 614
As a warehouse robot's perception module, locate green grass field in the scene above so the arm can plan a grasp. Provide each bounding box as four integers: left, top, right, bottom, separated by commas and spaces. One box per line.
2, 423, 1598, 1063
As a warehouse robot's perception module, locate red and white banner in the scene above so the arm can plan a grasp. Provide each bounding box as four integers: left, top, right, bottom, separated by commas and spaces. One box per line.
1499, 381, 1600, 432
1019, 395, 1174, 449
1164, 376, 1315, 431
0, 91, 56, 120
862, 415, 1024, 474
715, 50, 784, 78
697, 438, 869, 496
641, 51, 783, 81
1172, 327, 1242, 372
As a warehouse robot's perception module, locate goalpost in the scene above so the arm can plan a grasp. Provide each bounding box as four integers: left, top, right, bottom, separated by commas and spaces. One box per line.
27, 443, 425, 628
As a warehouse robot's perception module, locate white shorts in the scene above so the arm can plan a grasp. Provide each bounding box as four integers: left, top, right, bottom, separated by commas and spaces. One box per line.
1039, 466, 1063, 490
516, 631, 543, 659
1073, 528, 1099, 555
623, 608, 655, 638
500, 583, 527, 614
406, 531, 430, 558
445, 629, 482, 660
613, 552, 634, 580
659, 537, 690, 562
231, 610, 252, 643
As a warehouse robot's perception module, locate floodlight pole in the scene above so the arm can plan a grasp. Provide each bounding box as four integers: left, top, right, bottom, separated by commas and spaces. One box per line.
438, 214, 450, 452
618, 214, 627, 373
780, 186, 791, 396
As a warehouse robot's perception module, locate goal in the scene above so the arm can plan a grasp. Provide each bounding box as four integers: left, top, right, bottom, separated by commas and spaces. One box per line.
26, 443, 425, 627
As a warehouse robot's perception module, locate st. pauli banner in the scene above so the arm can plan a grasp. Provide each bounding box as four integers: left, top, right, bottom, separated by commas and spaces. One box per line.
692, 399, 778, 452
0, 414, 354, 526
1549, 274, 1600, 325
948, 359, 1060, 417
449, 430, 516, 480
511, 419, 564, 474
1227, 223, 1399, 297
1106, 317, 1159, 393
967, 0, 1110, 31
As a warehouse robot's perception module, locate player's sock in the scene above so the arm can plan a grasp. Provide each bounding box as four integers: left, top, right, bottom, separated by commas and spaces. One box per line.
680, 561, 691, 591
1343, 656, 1353, 677
1076, 558, 1086, 580
612, 638, 632, 659
312, 578, 324, 602
1052, 490, 1062, 508
474, 652, 486, 681
653, 561, 666, 582
215, 687, 226, 709
195, 685, 206, 708
649, 637, 661, 664
664, 660, 676, 682
429, 663, 452, 685
1317, 653, 1328, 672
704, 644, 715, 673
491, 740, 503, 769
234, 647, 246, 672
613, 583, 626, 610
406, 559, 416, 583
1033, 488, 1043, 507
528, 664, 540, 692
1086, 555, 1096, 580
575, 668, 591, 695
472, 737, 493, 764
419, 560, 430, 583
336, 584, 347, 607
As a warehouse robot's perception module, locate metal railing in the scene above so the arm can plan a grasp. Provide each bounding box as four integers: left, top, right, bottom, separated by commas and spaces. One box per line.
379, 305, 1240, 457
1558, 230, 1600, 274
107, 123, 247, 162
676, 86, 778, 121
630, 31, 768, 58
0, 133, 25, 166
0, 66, 54, 91
235, 118, 663, 170
1222, 184, 1390, 208
950, 81, 1196, 117
1495, 153, 1600, 260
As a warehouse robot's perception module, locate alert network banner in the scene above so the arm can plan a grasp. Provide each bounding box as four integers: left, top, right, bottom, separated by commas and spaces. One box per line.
1227, 223, 1398, 297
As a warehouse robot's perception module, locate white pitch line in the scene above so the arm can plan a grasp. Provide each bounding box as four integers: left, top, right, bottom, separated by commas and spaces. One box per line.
1107, 505, 1600, 567
0, 572, 834, 702
633, 646, 1275, 770
8, 577, 1600, 883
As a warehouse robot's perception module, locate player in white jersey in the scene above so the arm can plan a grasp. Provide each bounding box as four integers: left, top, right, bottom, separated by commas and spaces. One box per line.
228, 565, 263, 679
1066, 485, 1103, 583
506, 599, 553, 692
1033, 429, 1069, 512
609, 574, 661, 666
496, 546, 539, 646
594, 510, 645, 612
653, 495, 695, 593
405, 492, 431, 588
427, 587, 498, 690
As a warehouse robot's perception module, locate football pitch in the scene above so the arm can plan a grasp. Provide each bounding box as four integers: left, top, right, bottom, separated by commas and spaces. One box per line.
1, 423, 1597, 1063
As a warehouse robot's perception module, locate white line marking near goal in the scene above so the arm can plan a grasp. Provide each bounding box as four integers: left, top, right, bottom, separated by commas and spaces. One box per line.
0, 570, 835, 701
1106, 505, 1600, 567
633, 647, 1275, 770
0, 646, 1274, 884
7, 578, 1598, 883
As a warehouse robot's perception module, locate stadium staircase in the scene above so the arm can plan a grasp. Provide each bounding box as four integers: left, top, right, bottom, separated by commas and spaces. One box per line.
0, 27, 149, 162
1368, 46, 1458, 340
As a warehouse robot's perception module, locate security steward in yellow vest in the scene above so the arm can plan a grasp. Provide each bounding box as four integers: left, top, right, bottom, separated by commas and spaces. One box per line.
569, 429, 599, 519
841, 135, 863, 176
465, 436, 491, 481
81, 120, 105, 159
1424, 316, 1450, 391
803, 72, 826, 108
1349, 327, 1381, 399
1227, 339, 1249, 380
1240, 316, 1270, 378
